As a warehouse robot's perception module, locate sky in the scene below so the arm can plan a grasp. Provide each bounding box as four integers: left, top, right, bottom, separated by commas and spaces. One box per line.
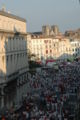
0, 0, 80, 33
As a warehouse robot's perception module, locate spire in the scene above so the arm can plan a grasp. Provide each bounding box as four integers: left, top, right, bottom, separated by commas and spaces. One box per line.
2, 4, 6, 12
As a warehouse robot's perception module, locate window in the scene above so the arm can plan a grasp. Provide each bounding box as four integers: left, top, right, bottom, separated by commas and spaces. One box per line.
1, 35, 3, 40
46, 45, 48, 48
75, 48, 77, 51
11, 55, 12, 61
49, 45, 51, 48
2, 56, 4, 63
6, 56, 8, 62
46, 50, 48, 54
49, 41, 51, 43
72, 49, 74, 52
50, 50, 52, 53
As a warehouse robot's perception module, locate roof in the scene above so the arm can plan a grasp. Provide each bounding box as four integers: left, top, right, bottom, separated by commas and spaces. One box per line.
0, 10, 26, 22
32, 32, 42, 35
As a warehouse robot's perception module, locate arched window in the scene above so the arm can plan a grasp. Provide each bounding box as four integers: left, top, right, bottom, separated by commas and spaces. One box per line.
2, 56, 4, 64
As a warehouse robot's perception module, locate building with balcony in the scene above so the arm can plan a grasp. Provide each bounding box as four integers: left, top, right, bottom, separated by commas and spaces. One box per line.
27, 33, 80, 63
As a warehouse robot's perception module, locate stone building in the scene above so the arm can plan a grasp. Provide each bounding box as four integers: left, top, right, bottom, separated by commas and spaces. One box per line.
51, 25, 59, 35
42, 25, 50, 36
42, 25, 59, 36
0, 9, 28, 109
65, 29, 80, 38
27, 33, 80, 63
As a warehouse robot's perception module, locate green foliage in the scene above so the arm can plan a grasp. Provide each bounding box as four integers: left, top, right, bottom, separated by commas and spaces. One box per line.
29, 61, 42, 69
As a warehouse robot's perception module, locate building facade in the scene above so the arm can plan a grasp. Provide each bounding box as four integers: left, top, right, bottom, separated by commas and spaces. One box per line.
0, 10, 28, 109
27, 34, 80, 63
0, 10, 26, 33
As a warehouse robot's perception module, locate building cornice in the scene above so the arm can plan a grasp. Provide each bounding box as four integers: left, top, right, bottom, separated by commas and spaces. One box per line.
0, 29, 27, 36
0, 10, 26, 22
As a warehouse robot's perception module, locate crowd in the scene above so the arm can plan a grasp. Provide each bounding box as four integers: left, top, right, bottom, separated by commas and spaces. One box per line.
1, 61, 80, 120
